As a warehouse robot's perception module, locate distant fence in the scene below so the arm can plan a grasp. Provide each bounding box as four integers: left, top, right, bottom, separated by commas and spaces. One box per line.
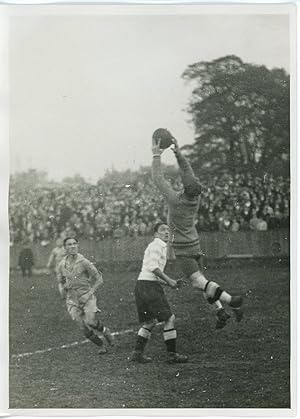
10, 229, 289, 269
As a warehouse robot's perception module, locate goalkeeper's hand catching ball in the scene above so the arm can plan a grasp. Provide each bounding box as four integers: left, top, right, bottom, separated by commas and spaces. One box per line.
152, 128, 174, 151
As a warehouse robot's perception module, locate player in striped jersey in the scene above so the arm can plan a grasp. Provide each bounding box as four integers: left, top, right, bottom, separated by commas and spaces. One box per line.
152, 135, 244, 329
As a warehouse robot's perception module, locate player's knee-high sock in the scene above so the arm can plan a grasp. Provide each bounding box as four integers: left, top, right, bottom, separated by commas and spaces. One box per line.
219, 291, 232, 304
203, 281, 232, 305
190, 272, 224, 310
191, 272, 233, 307
92, 320, 109, 334
163, 328, 177, 353
84, 328, 104, 347
135, 327, 151, 353
90, 320, 114, 346
203, 292, 223, 310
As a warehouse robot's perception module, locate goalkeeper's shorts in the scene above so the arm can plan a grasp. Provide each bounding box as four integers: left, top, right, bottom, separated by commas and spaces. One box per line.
176, 253, 203, 277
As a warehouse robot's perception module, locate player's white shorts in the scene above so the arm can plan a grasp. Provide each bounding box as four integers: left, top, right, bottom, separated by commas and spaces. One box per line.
66, 295, 98, 321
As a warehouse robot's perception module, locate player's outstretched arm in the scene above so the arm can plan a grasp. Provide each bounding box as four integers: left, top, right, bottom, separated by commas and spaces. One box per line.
151, 137, 178, 203
172, 138, 196, 179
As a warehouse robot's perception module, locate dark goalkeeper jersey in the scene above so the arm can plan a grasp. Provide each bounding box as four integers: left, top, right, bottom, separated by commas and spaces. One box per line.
152, 156, 201, 256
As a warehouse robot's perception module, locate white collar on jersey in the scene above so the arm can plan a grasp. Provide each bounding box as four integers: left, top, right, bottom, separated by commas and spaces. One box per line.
153, 237, 168, 248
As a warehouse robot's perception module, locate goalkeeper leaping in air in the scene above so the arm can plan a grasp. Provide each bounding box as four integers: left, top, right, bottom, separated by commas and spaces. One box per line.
151, 131, 244, 329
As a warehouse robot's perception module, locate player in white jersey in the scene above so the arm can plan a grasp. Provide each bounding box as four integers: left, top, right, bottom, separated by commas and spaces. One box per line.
131, 223, 188, 364
56, 237, 113, 354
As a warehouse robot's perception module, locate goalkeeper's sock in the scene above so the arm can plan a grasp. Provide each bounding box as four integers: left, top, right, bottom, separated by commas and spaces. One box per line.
212, 300, 223, 310
135, 327, 151, 353
219, 291, 232, 304
203, 292, 223, 311
163, 328, 177, 353
204, 280, 232, 304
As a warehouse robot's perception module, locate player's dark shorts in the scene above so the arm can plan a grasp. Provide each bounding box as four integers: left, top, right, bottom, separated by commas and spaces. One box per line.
135, 280, 172, 323
176, 254, 202, 277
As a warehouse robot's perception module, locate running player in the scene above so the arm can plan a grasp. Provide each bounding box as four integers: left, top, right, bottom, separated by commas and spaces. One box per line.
152, 134, 244, 329
131, 222, 188, 364
56, 237, 113, 354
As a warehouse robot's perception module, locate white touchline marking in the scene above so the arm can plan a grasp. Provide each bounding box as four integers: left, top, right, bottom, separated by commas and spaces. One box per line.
11, 328, 135, 360
11, 319, 190, 361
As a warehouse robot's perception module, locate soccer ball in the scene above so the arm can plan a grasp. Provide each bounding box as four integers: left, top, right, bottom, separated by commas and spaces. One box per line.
152, 128, 174, 150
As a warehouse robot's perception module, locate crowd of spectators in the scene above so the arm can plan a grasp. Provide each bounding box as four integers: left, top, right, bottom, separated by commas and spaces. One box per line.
9, 171, 290, 245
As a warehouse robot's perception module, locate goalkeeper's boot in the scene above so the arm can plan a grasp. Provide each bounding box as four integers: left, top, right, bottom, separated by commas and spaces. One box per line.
130, 350, 152, 364
215, 308, 230, 329
230, 296, 244, 322
98, 346, 107, 355
102, 326, 114, 346
167, 352, 189, 364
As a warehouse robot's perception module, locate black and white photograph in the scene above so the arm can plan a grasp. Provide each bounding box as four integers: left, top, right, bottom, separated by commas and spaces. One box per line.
1, 2, 295, 414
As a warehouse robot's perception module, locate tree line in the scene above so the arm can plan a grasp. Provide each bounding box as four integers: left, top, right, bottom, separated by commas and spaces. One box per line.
181, 55, 289, 176
10, 55, 289, 191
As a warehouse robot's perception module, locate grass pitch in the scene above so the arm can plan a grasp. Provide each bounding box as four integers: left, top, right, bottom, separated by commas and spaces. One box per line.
9, 262, 290, 409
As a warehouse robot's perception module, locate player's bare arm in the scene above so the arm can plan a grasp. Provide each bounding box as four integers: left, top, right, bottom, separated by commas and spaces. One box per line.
152, 267, 177, 288
152, 268, 185, 289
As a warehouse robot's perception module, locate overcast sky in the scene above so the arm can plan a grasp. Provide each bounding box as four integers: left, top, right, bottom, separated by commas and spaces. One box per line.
9, 8, 290, 183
